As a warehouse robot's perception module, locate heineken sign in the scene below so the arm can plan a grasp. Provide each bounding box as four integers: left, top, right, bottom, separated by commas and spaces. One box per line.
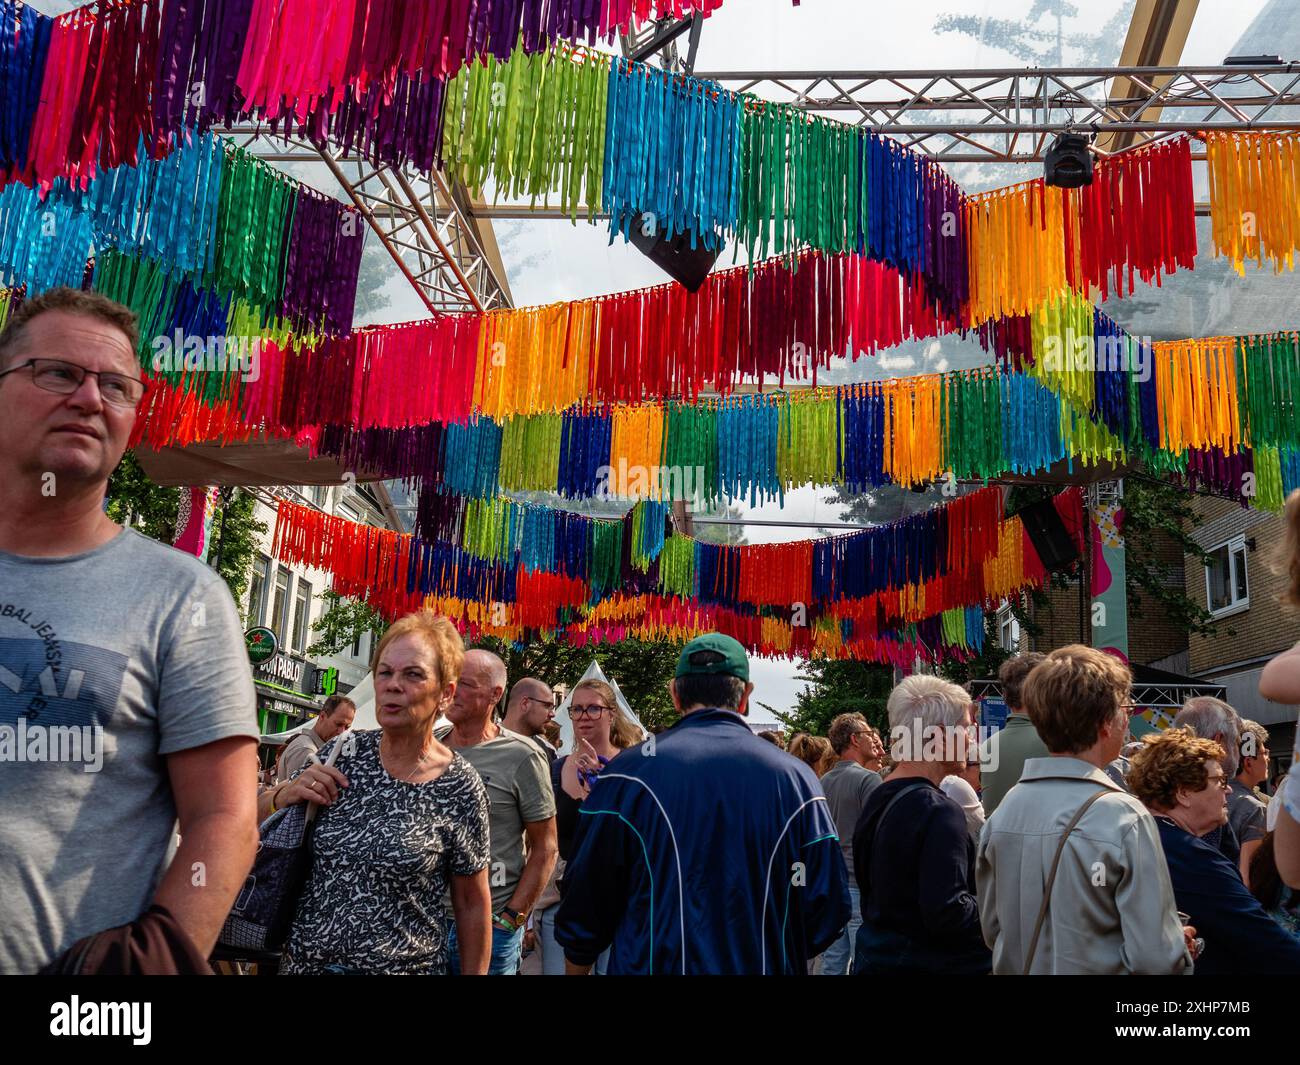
245, 627, 278, 664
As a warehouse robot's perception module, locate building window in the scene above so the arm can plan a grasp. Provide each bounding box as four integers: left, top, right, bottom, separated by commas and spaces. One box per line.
291, 580, 312, 654
271, 567, 291, 643
999, 612, 1020, 652
247, 555, 270, 627
351, 630, 362, 660
994, 600, 1020, 652
1205, 536, 1249, 616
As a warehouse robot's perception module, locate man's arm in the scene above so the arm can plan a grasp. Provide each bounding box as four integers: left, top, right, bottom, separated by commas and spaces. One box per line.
154, 736, 260, 956
1277, 785, 1300, 888
1259, 644, 1300, 703
450, 868, 492, 975
800, 834, 851, 959
506, 817, 558, 916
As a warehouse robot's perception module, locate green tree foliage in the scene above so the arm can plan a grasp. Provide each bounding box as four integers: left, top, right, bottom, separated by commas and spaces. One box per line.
777, 657, 894, 738
105, 455, 266, 608
105, 452, 179, 544
208, 486, 268, 609
307, 590, 389, 659
472, 635, 685, 731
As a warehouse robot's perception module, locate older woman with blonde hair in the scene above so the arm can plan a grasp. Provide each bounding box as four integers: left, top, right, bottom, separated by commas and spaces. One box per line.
1130, 727, 1300, 975
851, 674, 990, 975
535, 678, 642, 975
259, 611, 492, 974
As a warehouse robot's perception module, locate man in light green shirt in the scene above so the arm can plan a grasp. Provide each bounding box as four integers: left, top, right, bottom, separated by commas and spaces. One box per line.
979, 653, 1046, 817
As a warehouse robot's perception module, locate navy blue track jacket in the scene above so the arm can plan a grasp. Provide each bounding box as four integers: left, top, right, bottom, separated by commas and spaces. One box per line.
553, 708, 851, 974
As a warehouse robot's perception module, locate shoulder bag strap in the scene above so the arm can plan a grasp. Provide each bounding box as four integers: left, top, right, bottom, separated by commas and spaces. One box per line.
1022, 788, 1111, 975
304, 729, 353, 826
864, 779, 931, 876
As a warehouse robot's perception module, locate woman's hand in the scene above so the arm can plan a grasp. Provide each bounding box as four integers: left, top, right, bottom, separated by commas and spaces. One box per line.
560, 744, 593, 802
278, 763, 350, 808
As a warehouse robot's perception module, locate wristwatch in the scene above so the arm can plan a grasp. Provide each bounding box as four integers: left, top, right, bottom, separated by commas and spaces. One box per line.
493, 906, 525, 931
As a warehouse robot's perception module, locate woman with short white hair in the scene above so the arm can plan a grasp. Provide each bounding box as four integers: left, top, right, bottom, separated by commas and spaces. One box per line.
850, 674, 990, 975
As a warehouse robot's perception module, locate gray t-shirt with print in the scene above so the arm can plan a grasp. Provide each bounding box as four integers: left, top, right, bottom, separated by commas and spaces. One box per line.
0, 528, 259, 972
435, 725, 556, 912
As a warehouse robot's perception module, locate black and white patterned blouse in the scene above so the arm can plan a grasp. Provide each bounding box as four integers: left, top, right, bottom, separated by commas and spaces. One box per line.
281, 729, 490, 975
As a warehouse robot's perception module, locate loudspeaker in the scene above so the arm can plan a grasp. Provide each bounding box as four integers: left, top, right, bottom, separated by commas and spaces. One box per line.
1018, 498, 1081, 571
625, 212, 722, 293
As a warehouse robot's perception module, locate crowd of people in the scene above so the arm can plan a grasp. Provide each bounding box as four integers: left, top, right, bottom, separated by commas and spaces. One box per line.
4, 286, 1300, 976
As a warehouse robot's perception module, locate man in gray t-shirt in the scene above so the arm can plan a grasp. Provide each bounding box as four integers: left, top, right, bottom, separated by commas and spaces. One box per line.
1231, 720, 1272, 880
438, 649, 557, 975
818, 714, 882, 975
0, 290, 260, 972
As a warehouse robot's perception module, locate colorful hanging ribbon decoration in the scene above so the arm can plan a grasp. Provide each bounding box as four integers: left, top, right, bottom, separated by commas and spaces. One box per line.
271, 484, 1085, 664
1205, 131, 1300, 276
119, 246, 969, 426
0, 124, 364, 337
128, 323, 1300, 514
0, 0, 748, 188
2, 5, 1209, 319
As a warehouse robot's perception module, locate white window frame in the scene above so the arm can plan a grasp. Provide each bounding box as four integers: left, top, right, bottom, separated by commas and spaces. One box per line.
995, 602, 1020, 652
291, 579, 312, 655
247, 554, 271, 627
1205, 535, 1250, 618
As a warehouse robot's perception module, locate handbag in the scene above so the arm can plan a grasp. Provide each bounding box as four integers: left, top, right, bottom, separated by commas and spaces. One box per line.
1021, 789, 1111, 974
218, 801, 317, 953
218, 732, 350, 954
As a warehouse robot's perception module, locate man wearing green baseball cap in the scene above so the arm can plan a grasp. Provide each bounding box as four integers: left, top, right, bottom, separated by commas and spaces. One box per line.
555, 633, 850, 975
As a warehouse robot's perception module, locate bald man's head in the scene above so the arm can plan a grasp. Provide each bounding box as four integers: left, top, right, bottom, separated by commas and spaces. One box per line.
503, 677, 556, 737
447, 648, 507, 728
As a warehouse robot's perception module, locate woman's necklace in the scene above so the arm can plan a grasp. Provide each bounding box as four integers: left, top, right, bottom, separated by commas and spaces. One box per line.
382, 735, 434, 782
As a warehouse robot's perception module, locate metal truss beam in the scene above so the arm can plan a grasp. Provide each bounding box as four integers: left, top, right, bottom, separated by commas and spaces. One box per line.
968, 676, 1226, 709
620, 14, 703, 74
222, 125, 512, 315
688, 64, 1300, 161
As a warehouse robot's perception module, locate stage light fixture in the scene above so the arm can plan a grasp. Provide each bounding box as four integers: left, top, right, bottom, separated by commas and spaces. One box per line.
625, 211, 722, 293
1044, 132, 1095, 189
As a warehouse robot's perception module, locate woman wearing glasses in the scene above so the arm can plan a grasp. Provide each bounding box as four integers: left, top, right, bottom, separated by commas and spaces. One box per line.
535, 680, 642, 975
1129, 728, 1300, 974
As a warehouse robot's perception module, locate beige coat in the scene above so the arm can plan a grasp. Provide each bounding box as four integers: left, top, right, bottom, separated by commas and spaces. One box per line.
976, 757, 1192, 975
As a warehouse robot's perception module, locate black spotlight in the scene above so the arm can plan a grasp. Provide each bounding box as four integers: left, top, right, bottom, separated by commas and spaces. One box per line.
1044, 132, 1095, 189
625, 211, 722, 293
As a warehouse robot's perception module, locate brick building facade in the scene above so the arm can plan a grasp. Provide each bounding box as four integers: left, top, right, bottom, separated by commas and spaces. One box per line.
1183, 495, 1300, 761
